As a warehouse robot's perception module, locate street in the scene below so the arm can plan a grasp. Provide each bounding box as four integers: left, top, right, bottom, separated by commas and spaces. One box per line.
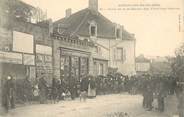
3, 93, 178, 117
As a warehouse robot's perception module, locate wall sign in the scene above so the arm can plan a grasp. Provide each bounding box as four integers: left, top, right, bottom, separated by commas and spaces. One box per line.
36, 44, 52, 55
0, 51, 22, 64
13, 31, 34, 54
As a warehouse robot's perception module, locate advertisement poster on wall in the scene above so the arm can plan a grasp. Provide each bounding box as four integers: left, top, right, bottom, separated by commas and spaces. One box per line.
13, 31, 34, 54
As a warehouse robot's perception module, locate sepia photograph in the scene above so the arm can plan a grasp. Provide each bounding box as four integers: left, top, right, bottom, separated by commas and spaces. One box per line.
0, 0, 184, 117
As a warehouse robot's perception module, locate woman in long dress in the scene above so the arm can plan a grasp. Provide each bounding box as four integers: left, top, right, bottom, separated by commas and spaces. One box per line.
88, 76, 96, 98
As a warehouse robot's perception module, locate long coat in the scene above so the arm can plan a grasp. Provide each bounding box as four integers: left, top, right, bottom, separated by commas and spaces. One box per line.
80, 78, 89, 92
38, 78, 48, 104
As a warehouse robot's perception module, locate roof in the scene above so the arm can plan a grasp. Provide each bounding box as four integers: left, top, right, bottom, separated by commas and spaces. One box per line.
136, 56, 150, 63
54, 8, 135, 40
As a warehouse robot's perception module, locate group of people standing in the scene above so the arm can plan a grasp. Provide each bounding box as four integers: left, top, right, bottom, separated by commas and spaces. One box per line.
1, 74, 97, 112
140, 74, 176, 112
35, 75, 97, 104
1, 73, 183, 116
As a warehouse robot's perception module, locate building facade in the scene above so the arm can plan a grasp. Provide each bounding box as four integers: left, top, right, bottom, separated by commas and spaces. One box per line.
0, 0, 53, 84
135, 55, 151, 75
0, 0, 136, 85
54, 0, 136, 76
52, 33, 94, 82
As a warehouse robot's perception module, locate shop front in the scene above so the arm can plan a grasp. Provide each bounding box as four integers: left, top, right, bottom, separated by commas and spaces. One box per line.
0, 51, 35, 77
60, 48, 90, 82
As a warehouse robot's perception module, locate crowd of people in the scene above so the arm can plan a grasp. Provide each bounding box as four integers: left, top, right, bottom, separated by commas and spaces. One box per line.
0, 74, 98, 112
1, 72, 182, 114
139, 74, 177, 112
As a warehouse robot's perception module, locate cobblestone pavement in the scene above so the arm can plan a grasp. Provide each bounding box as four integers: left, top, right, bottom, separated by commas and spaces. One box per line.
2, 93, 178, 117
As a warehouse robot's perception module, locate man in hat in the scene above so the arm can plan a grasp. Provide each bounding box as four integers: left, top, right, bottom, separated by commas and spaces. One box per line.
2, 75, 16, 112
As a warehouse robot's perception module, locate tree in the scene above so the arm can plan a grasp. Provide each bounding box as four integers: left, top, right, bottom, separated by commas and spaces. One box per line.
172, 43, 184, 82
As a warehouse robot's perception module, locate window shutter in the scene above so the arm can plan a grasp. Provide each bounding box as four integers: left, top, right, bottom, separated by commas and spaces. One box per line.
123, 48, 126, 62
113, 48, 116, 60
121, 48, 123, 61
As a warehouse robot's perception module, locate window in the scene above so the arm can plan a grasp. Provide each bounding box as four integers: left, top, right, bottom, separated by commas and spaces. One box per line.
80, 57, 89, 76
90, 26, 96, 36
94, 46, 102, 54
71, 56, 79, 79
89, 21, 97, 37
57, 24, 65, 34
116, 48, 126, 62
116, 29, 121, 38
117, 48, 123, 60
94, 62, 98, 75
99, 63, 104, 75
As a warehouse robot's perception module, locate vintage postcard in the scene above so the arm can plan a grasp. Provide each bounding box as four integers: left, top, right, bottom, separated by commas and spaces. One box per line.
0, 0, 184, 117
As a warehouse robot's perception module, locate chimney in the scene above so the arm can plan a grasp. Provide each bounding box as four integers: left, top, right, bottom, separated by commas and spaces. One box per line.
89, 0, 98, 12
65, 8, 72, 18
48, 19, 53, 35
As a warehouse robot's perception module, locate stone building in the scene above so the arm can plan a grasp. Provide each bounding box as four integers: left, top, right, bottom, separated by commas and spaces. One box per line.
54, 0, 136, 76
0, 0, 136, 87
51, 32, 94, 82
0, 0, 53, 84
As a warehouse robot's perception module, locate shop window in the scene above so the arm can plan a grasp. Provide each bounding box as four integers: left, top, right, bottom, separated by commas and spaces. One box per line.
71, 56, 79, 79
62, 56, 70, 79
80, 57, 88, 76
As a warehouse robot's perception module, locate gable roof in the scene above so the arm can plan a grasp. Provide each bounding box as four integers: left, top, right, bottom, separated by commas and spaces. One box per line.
54, 8, 135, 40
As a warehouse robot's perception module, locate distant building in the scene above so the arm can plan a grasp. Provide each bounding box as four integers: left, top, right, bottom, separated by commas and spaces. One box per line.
150, 57, 172, 76
53, 0, 136, 76
135, 55, 151, 75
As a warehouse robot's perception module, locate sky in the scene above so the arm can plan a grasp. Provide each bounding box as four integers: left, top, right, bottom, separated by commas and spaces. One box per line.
22, 0, 184, 57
